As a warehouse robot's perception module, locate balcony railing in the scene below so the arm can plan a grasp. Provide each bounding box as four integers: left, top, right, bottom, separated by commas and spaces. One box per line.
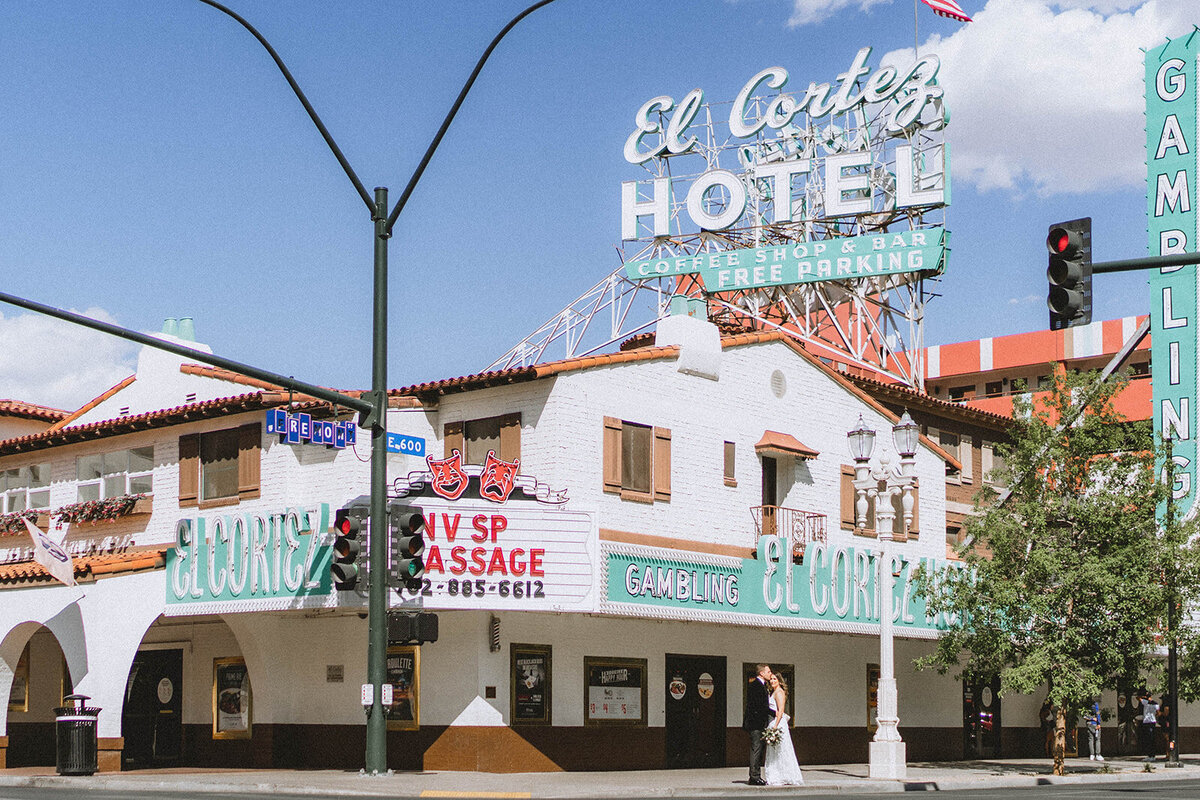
750, 505, 827, 559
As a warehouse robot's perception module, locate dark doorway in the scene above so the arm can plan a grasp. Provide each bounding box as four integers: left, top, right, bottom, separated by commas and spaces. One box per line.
1115, 687, 1140, 755
665, 654, 726, 768
121, 649, 183, 769
962, 675, 1001, 758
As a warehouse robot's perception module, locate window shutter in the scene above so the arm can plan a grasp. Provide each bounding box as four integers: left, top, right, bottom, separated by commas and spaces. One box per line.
179, 433, 199, 507
653, 427, 672, 501
840, 465, 856, 529
444, 421, 464, 458
960, 435, 973, 483
908, 479, 920, 537
981, 442, 994, 480
237, 423, 262, 500
499, 413, 522, 465
603, 417, 622, 493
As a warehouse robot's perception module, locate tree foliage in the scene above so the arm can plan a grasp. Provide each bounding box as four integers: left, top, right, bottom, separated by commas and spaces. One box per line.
916, 368, 1200, 774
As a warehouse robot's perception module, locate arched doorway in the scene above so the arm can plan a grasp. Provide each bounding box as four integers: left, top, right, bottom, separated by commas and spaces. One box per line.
122, 614, 253, 770
2, 623, 72, 767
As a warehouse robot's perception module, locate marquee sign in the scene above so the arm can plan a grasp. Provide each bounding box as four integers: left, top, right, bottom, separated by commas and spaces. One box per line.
620, 47, 950, 289
1147, 37, 1199, 515
390, 467, 595, 612
601, 536, 955, 637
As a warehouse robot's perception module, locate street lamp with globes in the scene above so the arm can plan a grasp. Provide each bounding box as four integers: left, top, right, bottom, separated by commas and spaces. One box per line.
847, 410, 918, 780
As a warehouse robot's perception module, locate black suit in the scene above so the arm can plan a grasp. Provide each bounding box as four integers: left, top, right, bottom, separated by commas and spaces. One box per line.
743, 677, 771, 781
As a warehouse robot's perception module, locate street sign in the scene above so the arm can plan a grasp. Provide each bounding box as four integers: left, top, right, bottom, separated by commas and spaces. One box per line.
385, 433, 425, 456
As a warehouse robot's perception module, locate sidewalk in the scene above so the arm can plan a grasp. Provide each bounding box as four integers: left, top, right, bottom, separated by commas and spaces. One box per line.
0, 756, 1195, 797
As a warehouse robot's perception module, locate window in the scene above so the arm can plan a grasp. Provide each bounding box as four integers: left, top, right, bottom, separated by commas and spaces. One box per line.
723, 441, 737, 487
948, 385, 976, 402
839, 465, 919, 540
1, 464, 50, 513
179, 424, 261, 508
984, 381, 1003, 398
443, 414, 521, 464
1130, 360, 1151, 377
76, 446, 153, 502
982, 442, 1007, 486
931, 428, 962, 483
602, 417, 670, 502
1036, 374, 1052, 390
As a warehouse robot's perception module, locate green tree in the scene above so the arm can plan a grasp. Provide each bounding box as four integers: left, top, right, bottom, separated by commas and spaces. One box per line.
918, 368, 1197, 776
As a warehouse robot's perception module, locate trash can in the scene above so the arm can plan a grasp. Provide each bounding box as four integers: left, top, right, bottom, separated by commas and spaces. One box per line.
54, 693, 101, 776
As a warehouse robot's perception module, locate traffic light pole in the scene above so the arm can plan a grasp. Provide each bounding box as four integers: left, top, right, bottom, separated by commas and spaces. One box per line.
1091, 251, 1200, 274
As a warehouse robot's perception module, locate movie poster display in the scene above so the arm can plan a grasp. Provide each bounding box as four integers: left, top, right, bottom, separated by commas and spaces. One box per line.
584, 656, 647, 726
212, 657, 251, 739
386, 646, 419, 730
511, 643, 551, 725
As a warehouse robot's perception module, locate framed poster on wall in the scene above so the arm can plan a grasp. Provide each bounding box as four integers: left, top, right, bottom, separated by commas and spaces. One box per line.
386, 645, 420, 731
741, 662, 794, 721
511, 643, 551, 725
8, 642, 28, 713
867, 663, 880, 733
212, 657, 252, 739
584, 656, 647, 726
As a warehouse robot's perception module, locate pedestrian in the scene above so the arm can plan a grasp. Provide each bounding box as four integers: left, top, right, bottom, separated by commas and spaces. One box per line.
742, 664, 773, 786
1039, 699, 1055, 757
1138, 691, 1159, 762
1085, 699, 1103, 761
1157, 699, 1172, 759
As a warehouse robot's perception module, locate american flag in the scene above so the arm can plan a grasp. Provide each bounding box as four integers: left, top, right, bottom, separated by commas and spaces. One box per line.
920, 0, 972, 22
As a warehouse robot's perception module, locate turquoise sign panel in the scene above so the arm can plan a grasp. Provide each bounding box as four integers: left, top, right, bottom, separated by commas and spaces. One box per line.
605, 536, 951, 632
166, 504, 333, 606
1147, 38, 1199, 517
622, 228, 947, 289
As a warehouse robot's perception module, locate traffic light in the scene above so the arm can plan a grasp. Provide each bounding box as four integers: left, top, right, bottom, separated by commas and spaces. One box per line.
388, 501, 426, 591
331, 496, 370, 590
1047, 217, 1092, 330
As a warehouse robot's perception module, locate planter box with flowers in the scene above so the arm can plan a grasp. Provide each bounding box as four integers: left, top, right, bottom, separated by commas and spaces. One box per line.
53, 494, 152, 527
0, 509, 49, 537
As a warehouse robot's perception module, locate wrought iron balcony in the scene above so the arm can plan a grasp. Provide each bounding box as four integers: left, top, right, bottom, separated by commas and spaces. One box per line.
750, 505, 827, 560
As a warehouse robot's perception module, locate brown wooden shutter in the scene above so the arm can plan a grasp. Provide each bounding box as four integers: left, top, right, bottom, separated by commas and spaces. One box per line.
653, 427, 672, 501
499, 413, 522, 465
179, 433, 199, 507
840, 465, 856, 529
909, 479, 920, 537
444, 421, 464, 458
237, 423, 262, 500
603, 417, 622, 493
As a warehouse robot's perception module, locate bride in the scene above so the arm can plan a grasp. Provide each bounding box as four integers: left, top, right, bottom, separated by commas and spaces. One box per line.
763, 673, 804, 785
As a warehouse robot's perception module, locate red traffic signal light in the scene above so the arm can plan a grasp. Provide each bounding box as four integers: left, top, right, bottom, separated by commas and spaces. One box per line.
1046, 218, 1092, 331
331, 497, 369, 591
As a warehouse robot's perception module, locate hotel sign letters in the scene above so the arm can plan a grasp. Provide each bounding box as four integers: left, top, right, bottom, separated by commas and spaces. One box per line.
1147, 37, 1199, 516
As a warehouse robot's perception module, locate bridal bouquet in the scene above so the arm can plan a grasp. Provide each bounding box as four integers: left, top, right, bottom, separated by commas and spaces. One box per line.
762, 726, 784, 746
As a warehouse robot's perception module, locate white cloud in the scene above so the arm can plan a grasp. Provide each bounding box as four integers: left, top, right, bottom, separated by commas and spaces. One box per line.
882, 0, 1196, 195
787, 0, 892, 27
0, 309, 137, 412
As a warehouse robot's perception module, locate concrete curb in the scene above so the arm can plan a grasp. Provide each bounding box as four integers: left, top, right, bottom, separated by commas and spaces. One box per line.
0, 762, 1193, 798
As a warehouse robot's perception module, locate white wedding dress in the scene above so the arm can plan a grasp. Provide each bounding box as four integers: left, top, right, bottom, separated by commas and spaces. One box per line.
763, 714, 804, 786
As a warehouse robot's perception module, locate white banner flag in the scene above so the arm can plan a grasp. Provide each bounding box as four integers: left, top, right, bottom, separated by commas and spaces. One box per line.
24, 518, 76, 587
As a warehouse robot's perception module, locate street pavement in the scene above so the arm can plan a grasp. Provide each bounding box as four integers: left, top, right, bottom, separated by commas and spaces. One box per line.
0, 755, 1196, 797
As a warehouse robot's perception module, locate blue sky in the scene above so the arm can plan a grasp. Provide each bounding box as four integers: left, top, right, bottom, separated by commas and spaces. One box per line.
0, 0, 1192, 410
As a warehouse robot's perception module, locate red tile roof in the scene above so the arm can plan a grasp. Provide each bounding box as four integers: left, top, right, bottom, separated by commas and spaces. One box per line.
755, 431, 819, 460
48, 375, 136, 432
846, 372, 1013, 430
0, 548, 167, 587
0, 400, 69, 423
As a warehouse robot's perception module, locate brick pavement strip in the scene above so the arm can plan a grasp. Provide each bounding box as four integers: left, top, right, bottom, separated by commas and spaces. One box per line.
0, 758, 1194, 797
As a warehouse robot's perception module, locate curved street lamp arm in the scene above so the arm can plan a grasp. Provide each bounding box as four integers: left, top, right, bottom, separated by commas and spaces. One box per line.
195, 0, 375, 214
384, 0, 560, 234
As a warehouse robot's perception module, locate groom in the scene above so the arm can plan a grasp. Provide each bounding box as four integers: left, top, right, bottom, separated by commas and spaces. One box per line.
743, 663, 773, 785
